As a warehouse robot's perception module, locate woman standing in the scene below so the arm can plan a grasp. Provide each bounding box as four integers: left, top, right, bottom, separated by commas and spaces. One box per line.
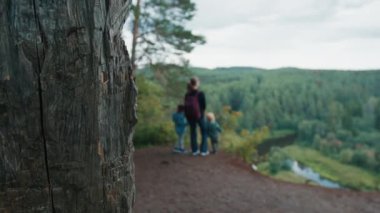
184, 77, 208, 156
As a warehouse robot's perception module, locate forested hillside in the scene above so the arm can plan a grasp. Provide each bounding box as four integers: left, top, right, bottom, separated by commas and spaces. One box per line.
197, 67, 380, 132
199, 67, 380, 184
136, 66, 380, 190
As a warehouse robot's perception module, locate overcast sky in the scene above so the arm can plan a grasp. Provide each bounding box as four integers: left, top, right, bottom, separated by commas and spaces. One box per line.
184, 0, 380, 69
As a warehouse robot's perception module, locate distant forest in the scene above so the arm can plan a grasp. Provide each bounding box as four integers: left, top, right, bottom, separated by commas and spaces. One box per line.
136, 66, 380, 174
196, 67, 380, 173
196, 67, 379, 129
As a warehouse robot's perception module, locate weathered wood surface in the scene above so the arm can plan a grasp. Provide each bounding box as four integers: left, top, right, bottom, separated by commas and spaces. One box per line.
0, 0, 137, 212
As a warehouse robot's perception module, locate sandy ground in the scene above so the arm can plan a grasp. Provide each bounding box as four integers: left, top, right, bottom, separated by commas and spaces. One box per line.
134, 146, 380, 213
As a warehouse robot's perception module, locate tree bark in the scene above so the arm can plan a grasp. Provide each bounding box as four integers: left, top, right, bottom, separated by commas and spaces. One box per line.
0, 0, 137, 212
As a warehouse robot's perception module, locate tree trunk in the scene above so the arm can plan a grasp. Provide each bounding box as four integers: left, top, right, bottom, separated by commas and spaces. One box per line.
131, 0, 141, 70
0, 0, 137, 212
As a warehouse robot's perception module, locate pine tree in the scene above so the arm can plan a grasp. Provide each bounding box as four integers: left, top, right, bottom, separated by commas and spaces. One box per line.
130, 0, 205, 69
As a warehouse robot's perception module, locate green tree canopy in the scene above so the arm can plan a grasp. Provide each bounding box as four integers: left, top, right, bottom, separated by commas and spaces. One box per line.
130, 0, 205, 68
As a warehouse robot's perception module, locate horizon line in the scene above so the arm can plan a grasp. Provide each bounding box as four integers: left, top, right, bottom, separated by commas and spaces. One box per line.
189, 65, 380, 72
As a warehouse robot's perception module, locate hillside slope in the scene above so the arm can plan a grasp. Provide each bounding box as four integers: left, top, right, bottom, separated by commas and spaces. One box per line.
134, 147, 380, 212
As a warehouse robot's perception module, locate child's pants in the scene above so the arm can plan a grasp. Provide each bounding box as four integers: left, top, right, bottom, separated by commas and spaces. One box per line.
211, 138, 218, 153
176, 132, 185, 149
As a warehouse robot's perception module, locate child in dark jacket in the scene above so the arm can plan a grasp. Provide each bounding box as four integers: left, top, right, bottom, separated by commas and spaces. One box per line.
172, 105, 188, 153
206, 112, 222, 154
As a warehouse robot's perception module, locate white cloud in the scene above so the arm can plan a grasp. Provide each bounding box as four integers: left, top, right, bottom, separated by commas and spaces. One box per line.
186, 0, 380, 69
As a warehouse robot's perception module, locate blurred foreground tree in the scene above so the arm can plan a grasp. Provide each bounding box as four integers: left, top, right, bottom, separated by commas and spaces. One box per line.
0, 0, 136, 212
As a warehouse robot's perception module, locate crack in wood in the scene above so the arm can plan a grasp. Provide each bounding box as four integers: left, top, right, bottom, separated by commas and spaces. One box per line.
32, 0, 55, 212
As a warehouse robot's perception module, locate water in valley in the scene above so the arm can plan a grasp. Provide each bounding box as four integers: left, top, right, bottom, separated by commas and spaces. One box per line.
291, 161, 341, 189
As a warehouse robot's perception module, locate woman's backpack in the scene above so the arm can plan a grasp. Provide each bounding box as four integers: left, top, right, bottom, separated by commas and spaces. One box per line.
184, 92, 201, 121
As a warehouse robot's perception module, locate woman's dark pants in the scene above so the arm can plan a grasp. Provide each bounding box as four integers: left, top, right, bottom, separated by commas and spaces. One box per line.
188, 117, 208, 153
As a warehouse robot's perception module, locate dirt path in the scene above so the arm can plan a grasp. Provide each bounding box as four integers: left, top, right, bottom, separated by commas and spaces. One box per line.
134, 147, 380, 213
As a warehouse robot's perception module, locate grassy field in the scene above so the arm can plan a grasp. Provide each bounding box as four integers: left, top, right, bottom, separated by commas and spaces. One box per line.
283, 145, 380, 191
220, 129, 379, 191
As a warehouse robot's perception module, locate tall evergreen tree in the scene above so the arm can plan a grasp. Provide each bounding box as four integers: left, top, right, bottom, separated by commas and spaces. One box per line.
130, 0, 205, 69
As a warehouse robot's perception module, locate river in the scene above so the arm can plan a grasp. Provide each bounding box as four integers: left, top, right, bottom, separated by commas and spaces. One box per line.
291, 160, 341, 189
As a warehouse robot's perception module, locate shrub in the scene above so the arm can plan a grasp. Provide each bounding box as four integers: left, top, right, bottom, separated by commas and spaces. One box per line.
268, 147, 291, 174
351, 150, 369, 168
218, 106, 242, 131
339, 149, 354, 164
134, 76, 176, 147
134, 122, 176, 148
221, 126, 270, 163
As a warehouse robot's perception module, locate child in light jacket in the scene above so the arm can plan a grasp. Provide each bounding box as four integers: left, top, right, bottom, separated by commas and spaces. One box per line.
206, 112, 222, 154
172, 105, 188, 153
